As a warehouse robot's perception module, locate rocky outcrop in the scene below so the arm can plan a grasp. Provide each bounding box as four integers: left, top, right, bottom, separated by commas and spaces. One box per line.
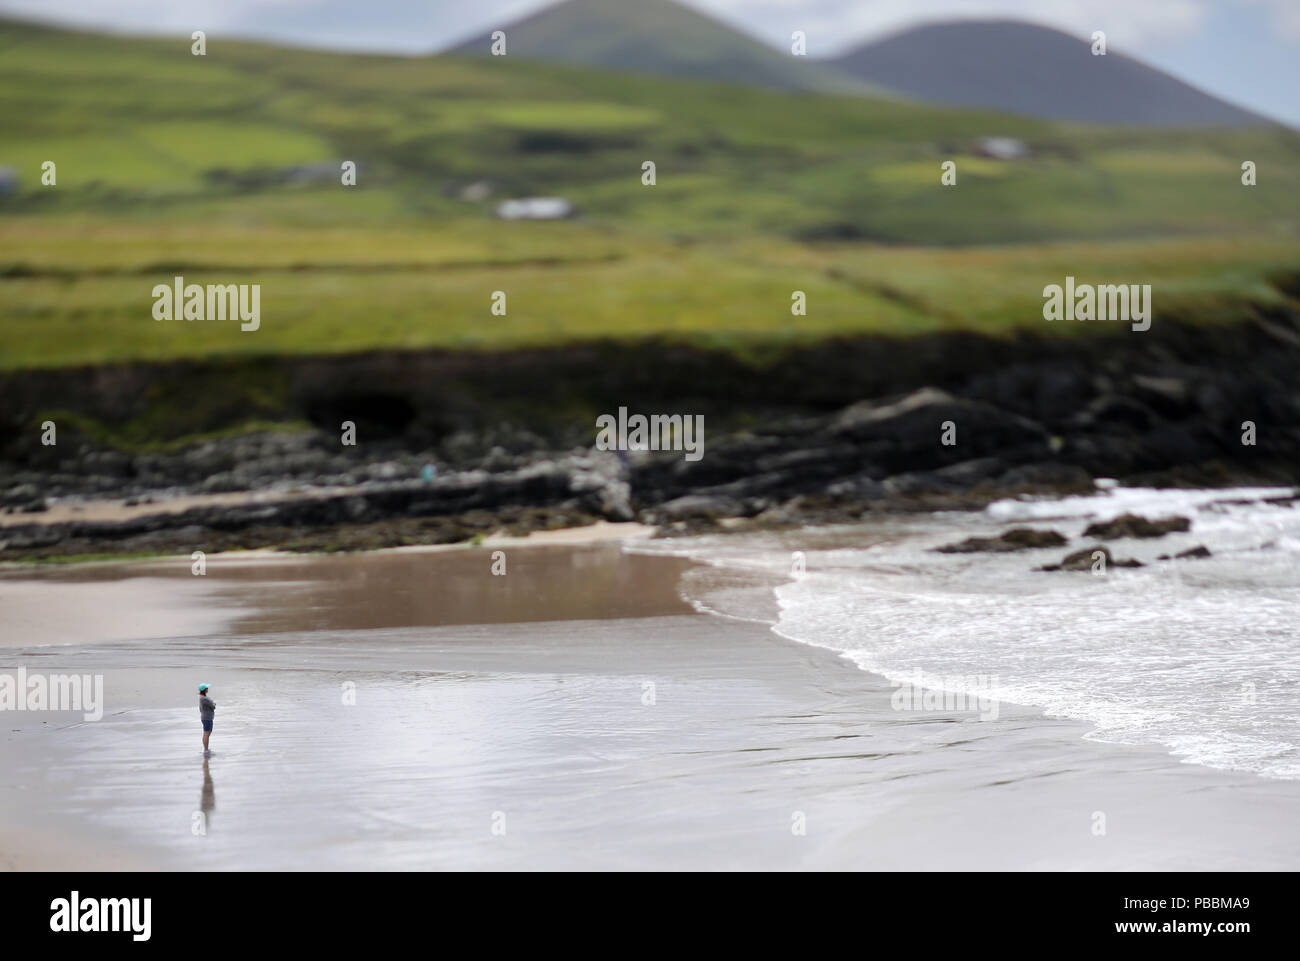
1039, 545, 1143, 572
1082, 514, 1191, 539
0, 454, 629, 559
4, 308, 1300, 560
935, 527, 1067, 553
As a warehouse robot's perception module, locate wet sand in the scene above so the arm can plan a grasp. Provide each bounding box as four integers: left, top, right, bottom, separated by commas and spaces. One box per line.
2, 538, 1299, 870
0, 522, 658, 647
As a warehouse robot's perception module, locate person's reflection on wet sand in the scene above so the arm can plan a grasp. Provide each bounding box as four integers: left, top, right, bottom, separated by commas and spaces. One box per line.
200, 756, 215, 832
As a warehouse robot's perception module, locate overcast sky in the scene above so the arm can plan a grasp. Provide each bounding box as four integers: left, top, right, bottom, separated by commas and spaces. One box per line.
4, 0, 1297, 125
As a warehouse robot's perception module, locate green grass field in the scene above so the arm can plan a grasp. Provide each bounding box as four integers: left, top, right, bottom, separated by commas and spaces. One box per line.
1, 17, 1297, 371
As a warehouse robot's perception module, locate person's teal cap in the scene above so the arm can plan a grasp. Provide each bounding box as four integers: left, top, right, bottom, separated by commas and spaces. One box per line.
198, 683, 210, 692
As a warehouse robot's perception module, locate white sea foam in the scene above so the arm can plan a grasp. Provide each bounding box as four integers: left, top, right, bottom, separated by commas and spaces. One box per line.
631, 488, 1300, 779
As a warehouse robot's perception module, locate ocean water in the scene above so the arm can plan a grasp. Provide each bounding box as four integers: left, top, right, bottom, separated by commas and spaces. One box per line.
630, 486, 1300, 779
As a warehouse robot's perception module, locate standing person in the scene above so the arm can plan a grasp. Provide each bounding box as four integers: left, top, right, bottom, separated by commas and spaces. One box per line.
198, 683, 216, 756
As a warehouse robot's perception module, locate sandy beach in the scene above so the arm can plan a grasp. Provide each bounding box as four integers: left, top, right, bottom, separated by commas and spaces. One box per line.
3, 521, 1299, 871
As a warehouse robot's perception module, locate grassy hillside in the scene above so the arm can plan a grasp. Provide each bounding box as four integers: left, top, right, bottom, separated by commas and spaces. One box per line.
0, 17, 1297, 371
3, 223, 1295, 370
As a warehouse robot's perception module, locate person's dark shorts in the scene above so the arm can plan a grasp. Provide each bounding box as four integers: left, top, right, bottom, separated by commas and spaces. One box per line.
202, 718, 213, 733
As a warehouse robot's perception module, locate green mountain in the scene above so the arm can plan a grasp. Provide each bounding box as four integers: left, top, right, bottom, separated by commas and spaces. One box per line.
446, 0, 872, 95
832, 20, 1274, 127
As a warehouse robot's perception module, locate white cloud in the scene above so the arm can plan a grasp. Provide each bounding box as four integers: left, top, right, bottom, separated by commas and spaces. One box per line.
1240, 0, 1300, 40
0, 0, 302, 32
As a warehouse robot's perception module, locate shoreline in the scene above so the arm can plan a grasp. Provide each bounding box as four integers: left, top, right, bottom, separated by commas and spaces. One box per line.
2, 534, 1298, 869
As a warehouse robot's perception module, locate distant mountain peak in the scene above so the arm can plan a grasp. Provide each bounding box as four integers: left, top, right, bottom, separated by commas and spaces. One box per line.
830, 19, 1271, 127
445, 0, 871, 95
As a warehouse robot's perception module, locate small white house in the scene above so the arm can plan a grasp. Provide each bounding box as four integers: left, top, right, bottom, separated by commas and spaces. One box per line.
495, 197, 575, 220
974, 136, 1031, 160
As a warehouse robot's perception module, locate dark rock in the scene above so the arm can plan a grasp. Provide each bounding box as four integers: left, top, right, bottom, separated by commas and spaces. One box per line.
655, 494, 744, 521
883, 471, 958, 496
1131, 375, 1191, 415
830, 388, 1050, 472
929, 457, 1008, 486
1040, 545, 1142, 571
823, 474, 887, 500
878, 458, 1009, 499
1139, 424, 1216, 468
2, 483, 42, 507
1157, 545, 1212, 560
1083, 513, 1190, 539
964, 363, 1094, 426
987, 462, 1093, 494
936, 527, 1067, 553
1071, 394, 1159, 432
